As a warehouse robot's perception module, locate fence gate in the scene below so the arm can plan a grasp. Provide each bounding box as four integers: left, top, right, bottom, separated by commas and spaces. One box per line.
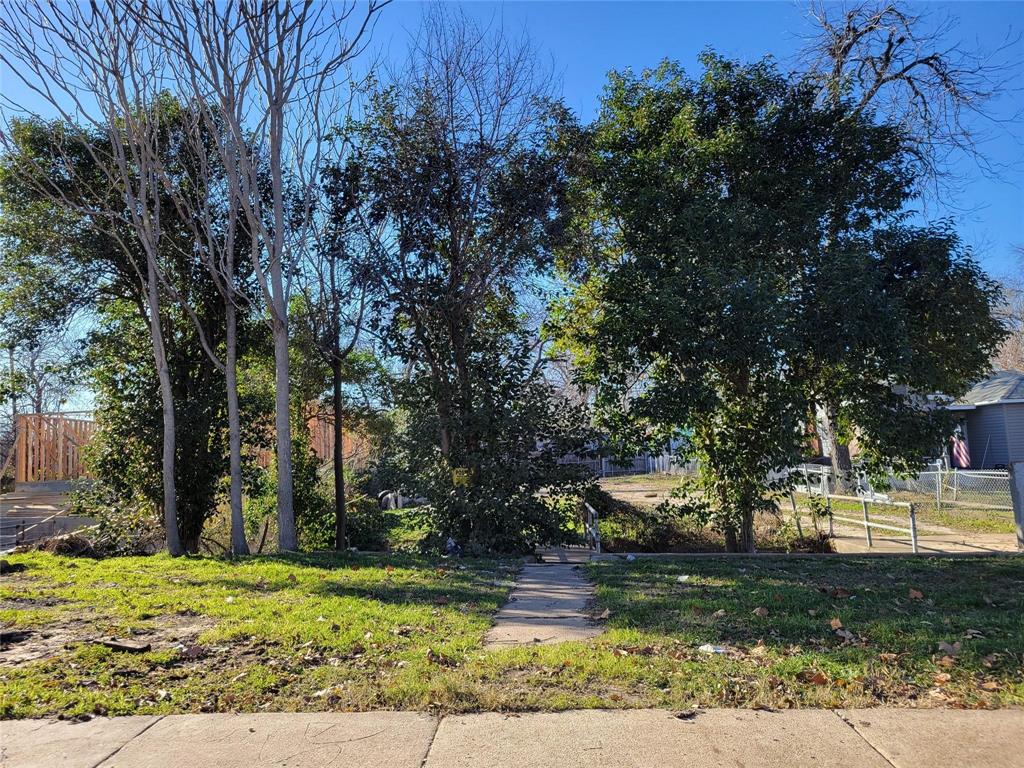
14, 413, 97, 484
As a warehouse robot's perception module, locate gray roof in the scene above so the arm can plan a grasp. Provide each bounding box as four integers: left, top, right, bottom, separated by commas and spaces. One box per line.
959, 370, 1024, 406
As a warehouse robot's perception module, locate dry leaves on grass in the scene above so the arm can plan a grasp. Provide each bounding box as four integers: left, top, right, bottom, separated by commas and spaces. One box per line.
829, 618, 843, 630
425, 647, 457, 667
938, 641, 962, 657
796, 669, 829, 685
908, 588, 924, 600
752, 607, 770, 618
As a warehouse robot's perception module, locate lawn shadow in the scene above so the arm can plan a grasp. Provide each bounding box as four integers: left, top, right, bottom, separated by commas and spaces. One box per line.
591, 555, 1024, 664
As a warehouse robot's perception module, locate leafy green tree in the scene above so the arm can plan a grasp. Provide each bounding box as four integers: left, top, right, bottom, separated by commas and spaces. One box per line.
352, 10, 591, 550
554, 54, 1002, 551
0, 113, 270, 552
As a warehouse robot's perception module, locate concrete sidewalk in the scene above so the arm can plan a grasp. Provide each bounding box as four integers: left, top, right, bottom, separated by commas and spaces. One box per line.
483, 560, 601, 647
2, 709, 1021, 768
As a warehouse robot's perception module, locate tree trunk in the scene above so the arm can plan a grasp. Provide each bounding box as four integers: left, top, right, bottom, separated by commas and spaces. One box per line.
332, 356, 346, 551
724, 525, 739, 553
739, 508, 756, 553
272, 306, 296, 551
820, 403, 854, 493
225, 301, 249, 556
146, 261, 183, 556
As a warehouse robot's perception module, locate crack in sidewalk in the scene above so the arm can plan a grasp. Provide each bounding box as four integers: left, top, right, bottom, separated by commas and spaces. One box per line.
832, 711, 898, 768
89, 715, 165, 768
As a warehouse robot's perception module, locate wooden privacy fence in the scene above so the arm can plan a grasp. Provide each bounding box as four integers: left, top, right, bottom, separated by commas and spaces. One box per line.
11, 409, 367, 484
255, 409, 371, 470
15, 412, 97, 484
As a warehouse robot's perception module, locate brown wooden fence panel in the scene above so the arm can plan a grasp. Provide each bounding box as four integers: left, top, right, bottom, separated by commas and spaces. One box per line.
14, 413, 97, 484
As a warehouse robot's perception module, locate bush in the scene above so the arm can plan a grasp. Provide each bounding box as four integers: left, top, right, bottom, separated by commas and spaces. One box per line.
68, 479, 163, 556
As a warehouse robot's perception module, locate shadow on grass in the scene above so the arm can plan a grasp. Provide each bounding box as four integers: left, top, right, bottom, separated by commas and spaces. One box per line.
590, 555, 1024, 666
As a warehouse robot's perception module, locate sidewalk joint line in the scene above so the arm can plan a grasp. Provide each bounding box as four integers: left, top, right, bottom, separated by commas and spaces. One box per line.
418, 714, 443, 768
89, 714, 165, 768
832, 710, 897, 768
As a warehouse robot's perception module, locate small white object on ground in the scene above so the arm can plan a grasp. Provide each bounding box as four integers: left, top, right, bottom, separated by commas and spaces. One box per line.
698, 644, 729, 654
676, 575, 690, 583
625, 554, 637, 562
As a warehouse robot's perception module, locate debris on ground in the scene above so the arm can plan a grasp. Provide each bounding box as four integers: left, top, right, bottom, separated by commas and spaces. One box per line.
697, 643, 729, 654
97, 638, 152, 653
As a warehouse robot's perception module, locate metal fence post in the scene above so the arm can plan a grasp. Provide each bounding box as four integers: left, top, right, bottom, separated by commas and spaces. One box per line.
824, 472, 834, 537
861, 498, 873, 548
935, 462, 941, 511
909, 503, 918, 554
1009, 462, 1024, 551
790, 490, 803, 538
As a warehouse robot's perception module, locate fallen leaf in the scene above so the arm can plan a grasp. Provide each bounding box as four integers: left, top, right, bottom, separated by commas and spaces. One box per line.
829, 587, 852, 599
878, 652, 898, 663
938, 641, 962, 656
712, 609, 727, 618
937, 655, 956, 669
177, 643, 205, 660
674, 710, 698, 720
597, 608, 611, 620
752, 607, 770, 618
287, 574, 297, 584
830, 618, 843, 630
835, 628, 856, 642
979, 681, 1001, 692
933, 672, 951, 684
908, 588, 924, 600
797, 670, 829, 685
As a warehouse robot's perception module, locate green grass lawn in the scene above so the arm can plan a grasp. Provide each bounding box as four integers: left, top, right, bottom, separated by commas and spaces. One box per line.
0, 552, 517, 718
2, 552, 1022, 718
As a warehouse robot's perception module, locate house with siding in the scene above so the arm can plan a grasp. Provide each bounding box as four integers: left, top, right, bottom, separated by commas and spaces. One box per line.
948, 370, 1024, 469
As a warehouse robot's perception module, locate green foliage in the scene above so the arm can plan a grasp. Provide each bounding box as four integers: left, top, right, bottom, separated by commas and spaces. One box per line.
68, 480, 162, 556
2, 107, 272, 553
390, 326, 594, 553
350, 25, 593, 552
75, 298, 229, 552
554, 53, 1004, 551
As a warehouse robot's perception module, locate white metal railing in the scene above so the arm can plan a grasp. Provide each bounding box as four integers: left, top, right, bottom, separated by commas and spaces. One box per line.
583, 502, 601, 554
787, 473, 919, 553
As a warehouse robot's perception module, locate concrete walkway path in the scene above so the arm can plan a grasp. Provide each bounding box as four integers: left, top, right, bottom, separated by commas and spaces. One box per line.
483, 549, 602, 647
3, 709, 1021, 768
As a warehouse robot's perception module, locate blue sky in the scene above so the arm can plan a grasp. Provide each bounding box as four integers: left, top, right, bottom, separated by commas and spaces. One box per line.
369, 1, 1024, 280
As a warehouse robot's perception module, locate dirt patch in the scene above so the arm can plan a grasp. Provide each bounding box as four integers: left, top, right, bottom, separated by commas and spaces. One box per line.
0, 595, 68, 610
0, 611, 218, 666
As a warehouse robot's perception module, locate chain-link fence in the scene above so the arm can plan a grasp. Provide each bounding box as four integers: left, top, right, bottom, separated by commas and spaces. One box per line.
886, 463, 1012, 510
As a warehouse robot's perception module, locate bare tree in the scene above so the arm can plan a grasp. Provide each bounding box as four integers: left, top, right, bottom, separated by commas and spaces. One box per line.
0, 0, 186, 554
157, 0, 387, 551
993, 248, 1024, 372
803, 0, 1022, 188
157, 102, 254, 556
